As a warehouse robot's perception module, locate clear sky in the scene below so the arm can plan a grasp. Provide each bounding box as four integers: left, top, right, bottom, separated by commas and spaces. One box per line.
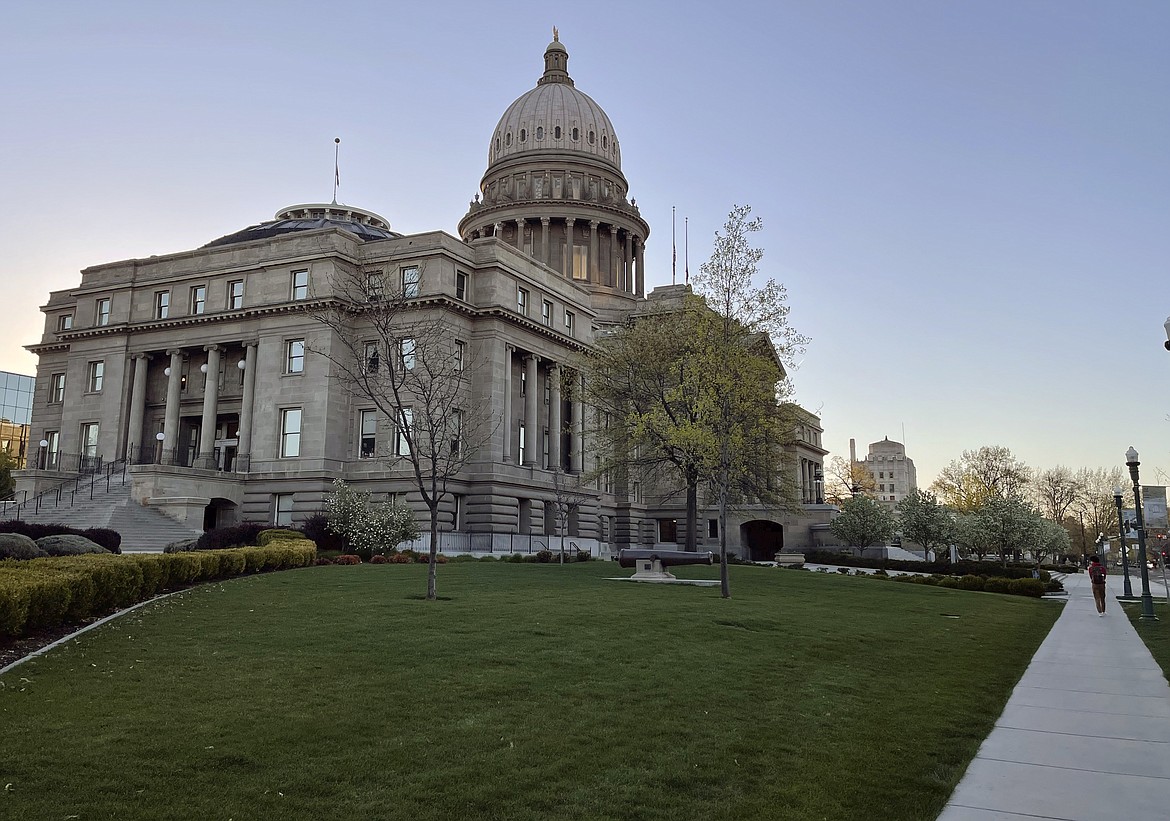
1, 0, 1167, 487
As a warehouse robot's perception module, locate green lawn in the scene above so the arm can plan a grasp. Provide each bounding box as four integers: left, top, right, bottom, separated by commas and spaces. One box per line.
0, 561, 1059, 821
1124, 598, 1170, 676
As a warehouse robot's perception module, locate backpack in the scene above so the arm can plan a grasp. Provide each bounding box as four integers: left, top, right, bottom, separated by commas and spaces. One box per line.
1089, 565, 1106, 584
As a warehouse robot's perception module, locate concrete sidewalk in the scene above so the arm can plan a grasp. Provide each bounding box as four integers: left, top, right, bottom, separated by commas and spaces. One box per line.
938, 572, 1170, 820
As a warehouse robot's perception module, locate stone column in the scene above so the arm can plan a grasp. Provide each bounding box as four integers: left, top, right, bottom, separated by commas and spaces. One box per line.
502, 344, 513, 462
609, 226, 619, 288
540, 218, 551, 267
162, 349, 183, 463
634, 236, 645, 297
197, 344, 222, 468
523, 354, 539, 466
236, 342, 258, 472
126, 353, 150, 463
548, 364, 562, 471
564, 218, 575, 276
493, 221, 504, 238
588, 220, 599, 283
623, 234, 633, 293
515, 218, 526, 250
572, 372, 584, 473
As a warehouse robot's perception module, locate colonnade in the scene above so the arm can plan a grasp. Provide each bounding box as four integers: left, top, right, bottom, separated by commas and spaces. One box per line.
501, 344, 585, 472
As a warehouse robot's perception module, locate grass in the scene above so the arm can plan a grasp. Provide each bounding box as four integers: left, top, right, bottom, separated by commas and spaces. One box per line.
0, 561, 1059, 820
1124, 597, 1170, 676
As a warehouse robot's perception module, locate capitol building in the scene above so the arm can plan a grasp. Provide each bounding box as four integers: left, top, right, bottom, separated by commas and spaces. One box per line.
17, 34, 829, 558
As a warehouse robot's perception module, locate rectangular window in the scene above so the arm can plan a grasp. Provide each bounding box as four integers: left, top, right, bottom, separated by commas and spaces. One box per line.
228, 280, 244, 309
291, 270, 309, 301
708, 519, 719, 539
400, 337, 416, 370
360, 409, 377, 458
286, 339, 305, 374
572, 245, 589, 280
364, 341, 380, 374
79, 422, 99, 458
401, 266, 420, 298
280, 408, 302, 457
455, 271, 468, 301
366, 271, 385, 301
450, 409, 462, 456
57, 314, 73, 331
190, 285, 206, 315
542, 429, 549, 469
517, 286, 529, 316
95, 298, 111, 326
154, 291, 170, 319
273, 493, 294, 526
396, 408, 413, 456
541, 299, 553, 326
520, 369, 526, 397
43, 430, 60, 469
86, 361, 104, 392
454, 340, 466, 372
49, 373, 65, 403
518, 422, 526, 465
564, 310, 575, 333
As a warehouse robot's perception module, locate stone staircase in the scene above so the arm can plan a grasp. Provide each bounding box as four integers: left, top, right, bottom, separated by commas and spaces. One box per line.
5, 474, 204, 553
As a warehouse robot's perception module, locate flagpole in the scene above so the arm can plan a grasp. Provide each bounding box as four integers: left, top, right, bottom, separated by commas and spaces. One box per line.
332, 137, 340, 204
684, 216, 689, 285
672, 206, 677, 285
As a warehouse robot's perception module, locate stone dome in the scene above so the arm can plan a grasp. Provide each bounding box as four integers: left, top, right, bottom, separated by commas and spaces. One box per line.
487, 35, 621, 172
203, 203, 398, 248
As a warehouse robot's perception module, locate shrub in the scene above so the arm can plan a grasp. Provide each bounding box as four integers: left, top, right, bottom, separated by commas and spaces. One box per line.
323, 479, 419, 561
958, 575, 985, 592
299, 512, 347, 553
196, 523, 267, 551
0, 533, 46, 560
315, 557, 335, 566
218, 549, 247, 577
836, 566, 851, 574
479, 555, 499, 562
1008, 578, 1046, 598
389, 553, 413, 564
82, 528, 122, 554
938, 577, 960, 589
335, 555, 362, 565
575, 551, 591, 562
984, 577, 1012, 594
163, 539, 199, 553
257, 529, 302, 547
872, 569, 889, 577
37, 535, 107, 556
369, 555, 390, 564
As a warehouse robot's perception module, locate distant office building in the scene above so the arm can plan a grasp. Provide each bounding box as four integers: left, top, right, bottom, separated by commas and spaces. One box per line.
0, 371, 33, 463
864, 437, 917, 507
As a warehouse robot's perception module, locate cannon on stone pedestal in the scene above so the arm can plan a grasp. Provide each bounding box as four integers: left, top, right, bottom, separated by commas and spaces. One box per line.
617, 548, 714, 581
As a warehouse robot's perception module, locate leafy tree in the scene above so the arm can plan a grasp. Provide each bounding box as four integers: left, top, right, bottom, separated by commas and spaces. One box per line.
1071, 467, 1126, 558
896, 488, 955, 562
829, 495, 895, 551
824, 455, 876, 506
953, 512, 995, 561
691, 204, 808, 598
930, 445, 1030, 513
974, 494, 1043, 565
325, 479, 418, 561
1034, 518, 1072, 566
307, 263, 493, 600
0, 448, 17, 500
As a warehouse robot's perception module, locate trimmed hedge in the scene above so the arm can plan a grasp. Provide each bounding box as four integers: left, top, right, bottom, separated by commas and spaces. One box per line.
885, 572, 1048, 598
0, 538, 316, 638
803, 550, 1056, 582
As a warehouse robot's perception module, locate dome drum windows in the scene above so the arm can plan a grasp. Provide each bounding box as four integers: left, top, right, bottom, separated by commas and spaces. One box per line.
571, 126, 579, 141
520, 128, 527, 142
554, 125, 562, 140
506, 131, 513, 146
588, 130, 595, 145
536, 126, 544, 140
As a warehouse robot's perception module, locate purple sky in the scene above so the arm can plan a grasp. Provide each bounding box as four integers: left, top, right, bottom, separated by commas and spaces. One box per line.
1, 0, 1167, 486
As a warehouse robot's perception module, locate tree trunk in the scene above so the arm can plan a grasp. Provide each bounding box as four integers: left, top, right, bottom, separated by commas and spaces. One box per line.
427, 503, 439, 600
685, 473, 698, 552
718, 442, 731, 599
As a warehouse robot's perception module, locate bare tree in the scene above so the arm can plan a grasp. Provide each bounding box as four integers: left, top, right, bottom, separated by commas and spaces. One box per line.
549, 464, 590, 563
930, 445, 1030, 513
824, 455, 876, 505
305, 263, 493, 600
1031, 465, 1083, 523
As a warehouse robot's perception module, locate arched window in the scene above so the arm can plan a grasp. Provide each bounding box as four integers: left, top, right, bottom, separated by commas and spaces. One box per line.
520, 128, 527, 142
536, 126, 544, 140
571, 126, 579, 141
554, 125, 562, 140
602, 134, 608, 150
505, 131, 512, 146
588, 130, 595, 145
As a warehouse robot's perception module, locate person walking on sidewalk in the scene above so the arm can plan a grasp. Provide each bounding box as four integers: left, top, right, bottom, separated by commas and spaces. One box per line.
1088, 555, 1107, 616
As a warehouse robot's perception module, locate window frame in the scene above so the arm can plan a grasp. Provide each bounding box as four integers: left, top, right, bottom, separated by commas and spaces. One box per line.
455, 271, 468, 301
79, 422, 99, 458
280, 408, 302, 458
401, 266, 420, 298
366, 271, 384, 301
285, 339, 305, 374
290, 269, 309, 301
517, 286, 529, 316
273, 493, 295, 526
359, 409, 377, 459
564, 310, 575, 333
86, 361, 104, 393
57, 314, 73, 332
399, 337, 416, 371
454, 340, 466, 372
190, 285, 207, 315
363, 341, 380, 374
154, 291, 170, 320
228, 280, 244, 310
49, 372, 65, 404
95, 298, 111, 327
541, 299, 553, 326
395, 407, 413, 456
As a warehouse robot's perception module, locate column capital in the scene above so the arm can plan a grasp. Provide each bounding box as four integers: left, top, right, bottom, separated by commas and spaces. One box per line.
204, 343, 222, 354
131, 352, 152, 361
589, 220, 599, 229
523, 352, 540, 364
165, 348, 184, 357
540, 216, 550, 226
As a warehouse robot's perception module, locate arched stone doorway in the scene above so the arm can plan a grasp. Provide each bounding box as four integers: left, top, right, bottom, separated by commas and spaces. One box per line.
203, 497, 240, 531
741, 520, 784, 562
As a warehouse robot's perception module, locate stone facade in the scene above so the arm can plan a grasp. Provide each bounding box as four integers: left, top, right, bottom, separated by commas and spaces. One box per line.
864, 437, 918, 508
14, 35, 830, 557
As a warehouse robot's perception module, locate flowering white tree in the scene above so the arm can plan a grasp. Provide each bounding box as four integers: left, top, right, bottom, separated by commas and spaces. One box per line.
325, 479, 418, 561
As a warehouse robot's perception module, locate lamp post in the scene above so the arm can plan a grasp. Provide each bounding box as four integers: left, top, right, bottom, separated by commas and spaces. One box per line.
1125, 447, 1157, 620
1113, 486, 1134, 599
814, 467, 824, 505
155, 431, 166, 465
37, 438, 48, 470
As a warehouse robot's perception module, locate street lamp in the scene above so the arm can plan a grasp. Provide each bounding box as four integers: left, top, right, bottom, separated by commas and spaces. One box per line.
155, 431, 166, 465
814, 467, 824, 505
1114, 485, 1134, 598
37, 438, 48, 470
1125, 447, 1158, 620
1163, 314, 1170, 351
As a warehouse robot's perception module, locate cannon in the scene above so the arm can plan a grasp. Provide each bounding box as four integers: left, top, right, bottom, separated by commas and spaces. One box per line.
617, 548, 713, 581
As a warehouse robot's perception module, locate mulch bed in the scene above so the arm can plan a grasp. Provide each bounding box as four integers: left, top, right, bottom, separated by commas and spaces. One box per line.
0, 621, 98, 670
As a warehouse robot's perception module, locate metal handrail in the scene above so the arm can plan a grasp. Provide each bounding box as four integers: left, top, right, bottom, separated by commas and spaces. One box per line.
7, 457, 128, 522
